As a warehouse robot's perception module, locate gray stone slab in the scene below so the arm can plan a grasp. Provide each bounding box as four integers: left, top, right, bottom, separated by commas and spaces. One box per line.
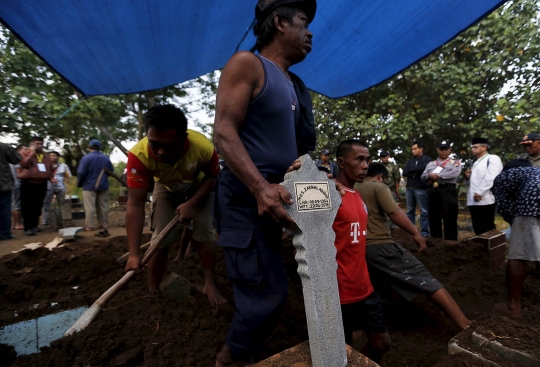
471, 331, 540, 367
58, 227, 84, 240
281, 154, 346, 367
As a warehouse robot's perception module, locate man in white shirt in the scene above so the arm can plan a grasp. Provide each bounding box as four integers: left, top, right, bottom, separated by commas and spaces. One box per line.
464, 138, 503, 235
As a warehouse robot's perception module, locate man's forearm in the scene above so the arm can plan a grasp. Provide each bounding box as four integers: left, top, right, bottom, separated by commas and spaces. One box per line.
215, 126, 267, 194
389, 209, 420, 236
19, 154, 35, 168
126, 203, 145, 256
186, 177, 216, 207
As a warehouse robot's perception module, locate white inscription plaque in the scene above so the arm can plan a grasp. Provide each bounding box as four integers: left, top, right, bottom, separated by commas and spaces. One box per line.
294, 182, 332, 212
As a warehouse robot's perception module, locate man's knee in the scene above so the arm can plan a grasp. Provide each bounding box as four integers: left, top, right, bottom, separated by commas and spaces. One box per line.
369, 332, 392, 354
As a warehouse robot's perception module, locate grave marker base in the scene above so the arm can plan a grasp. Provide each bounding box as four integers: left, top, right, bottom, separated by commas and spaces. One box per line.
251, 341, 380, 367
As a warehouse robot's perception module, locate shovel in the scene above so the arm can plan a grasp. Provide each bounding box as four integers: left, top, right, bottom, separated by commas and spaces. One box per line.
64, 214, 179, 336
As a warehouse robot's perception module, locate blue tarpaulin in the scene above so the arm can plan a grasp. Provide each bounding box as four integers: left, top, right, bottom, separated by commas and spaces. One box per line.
0, 1, 506, 98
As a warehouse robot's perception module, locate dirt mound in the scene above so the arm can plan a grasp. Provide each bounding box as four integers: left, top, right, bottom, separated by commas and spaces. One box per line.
1, 230, 539, 366
0, 235, 151, 324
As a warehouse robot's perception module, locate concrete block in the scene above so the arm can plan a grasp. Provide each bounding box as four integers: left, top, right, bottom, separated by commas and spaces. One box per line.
448, 326, 540, 367
470, 232, 507, 271
471, 331, 540, 367
251, 341, 379, 367
58, 227, 84, 241
159, 273, 190, 302
471, 232, 506, 251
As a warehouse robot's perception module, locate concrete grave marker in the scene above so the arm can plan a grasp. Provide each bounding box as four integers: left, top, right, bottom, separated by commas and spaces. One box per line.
281, 154, 346, 367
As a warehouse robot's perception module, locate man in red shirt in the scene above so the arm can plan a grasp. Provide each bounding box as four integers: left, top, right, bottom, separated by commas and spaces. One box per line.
332, 139, 391, 363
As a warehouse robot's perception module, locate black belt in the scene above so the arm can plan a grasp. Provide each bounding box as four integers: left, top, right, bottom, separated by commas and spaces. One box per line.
430, 183, 456, 188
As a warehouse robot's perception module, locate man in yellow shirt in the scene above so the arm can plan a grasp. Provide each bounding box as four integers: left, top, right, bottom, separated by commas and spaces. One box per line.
124, 105, 225, 305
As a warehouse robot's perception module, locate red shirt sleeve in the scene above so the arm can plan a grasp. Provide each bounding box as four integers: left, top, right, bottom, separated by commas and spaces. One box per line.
126, 152, 152, 189
201, 149, 220, 178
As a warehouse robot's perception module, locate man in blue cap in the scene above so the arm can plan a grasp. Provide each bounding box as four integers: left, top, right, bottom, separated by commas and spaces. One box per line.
213, 0, 317, 364
314, 148, 338, 177
77, 139, 114, 237
518, 133, 540, 168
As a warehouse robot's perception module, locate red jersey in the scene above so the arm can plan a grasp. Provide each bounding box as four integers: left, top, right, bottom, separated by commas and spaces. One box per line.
332, 185, 374, 304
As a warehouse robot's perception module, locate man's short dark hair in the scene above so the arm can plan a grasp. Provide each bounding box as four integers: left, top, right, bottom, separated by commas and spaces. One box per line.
336, 139, 368, 159
50, 151, 61, 157
15, 144, 28, 151
254, 6, 297, 52
503, 159, 532, 171
367, 163, 389, 179
31, 136, 44, 143
412, 140, 424, 148
143, 105, 188, 139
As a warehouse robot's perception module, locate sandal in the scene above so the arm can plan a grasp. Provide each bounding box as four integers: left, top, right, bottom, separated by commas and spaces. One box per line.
84, 227, 95, 232
95, 230, 110, 238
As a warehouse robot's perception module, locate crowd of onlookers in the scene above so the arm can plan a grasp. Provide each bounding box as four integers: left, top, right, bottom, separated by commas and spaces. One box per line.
314, 133, 540, 242
0, 137, 113, 240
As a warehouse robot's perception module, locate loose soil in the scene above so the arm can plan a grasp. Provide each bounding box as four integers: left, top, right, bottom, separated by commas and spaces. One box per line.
1, 228, 539, 367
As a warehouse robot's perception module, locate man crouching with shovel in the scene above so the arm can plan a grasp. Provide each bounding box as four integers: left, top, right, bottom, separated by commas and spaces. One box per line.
124, 104, 226, 306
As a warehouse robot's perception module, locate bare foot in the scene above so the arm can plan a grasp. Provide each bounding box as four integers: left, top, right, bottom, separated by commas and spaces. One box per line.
216, 344, 251, 367
203, 284, 227, 306
493, 302, 521, 319
352, 330, 364, 341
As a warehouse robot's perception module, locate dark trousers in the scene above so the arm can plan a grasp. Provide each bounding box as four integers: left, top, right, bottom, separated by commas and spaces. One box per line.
221, 226, 288, 360
20, 181, 48, 231
427, 186, 458, 240
215, 169, 288, 360
0, 191, 12, 239
469, 204, 496, 235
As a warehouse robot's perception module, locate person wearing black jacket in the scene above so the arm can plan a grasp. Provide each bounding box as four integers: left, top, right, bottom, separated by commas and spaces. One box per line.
402, 140, 431, 237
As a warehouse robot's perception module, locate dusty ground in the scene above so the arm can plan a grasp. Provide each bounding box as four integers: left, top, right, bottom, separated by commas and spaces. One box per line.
0, 207, 141, 258
0, 226, 539, 367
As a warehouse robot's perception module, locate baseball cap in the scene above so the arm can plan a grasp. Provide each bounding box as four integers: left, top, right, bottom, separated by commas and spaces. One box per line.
89, 139, 101, 149
379, 150, 390, 157
320, 148, 330, 155
438, 140, 451, 149
519, 133, 540, 145
255, 0, 317, 25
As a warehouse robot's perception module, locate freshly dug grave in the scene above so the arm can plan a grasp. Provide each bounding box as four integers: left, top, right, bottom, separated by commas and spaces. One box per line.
1, 229, 539, 367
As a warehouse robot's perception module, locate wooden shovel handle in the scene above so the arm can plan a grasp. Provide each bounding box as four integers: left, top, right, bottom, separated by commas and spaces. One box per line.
117, 241, 151, 265
64, 214, 180, 336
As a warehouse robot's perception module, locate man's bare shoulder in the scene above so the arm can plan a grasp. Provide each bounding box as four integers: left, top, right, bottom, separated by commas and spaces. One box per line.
225, 51, 262, 70
220, 51, 265, 97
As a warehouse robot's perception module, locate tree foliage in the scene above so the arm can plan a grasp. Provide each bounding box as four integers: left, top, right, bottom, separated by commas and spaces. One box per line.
313, 0, 540, 165
0, 25, 217, 173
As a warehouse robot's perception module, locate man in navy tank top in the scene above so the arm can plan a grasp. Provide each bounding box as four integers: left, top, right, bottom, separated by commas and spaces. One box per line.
213, 0, 317, 365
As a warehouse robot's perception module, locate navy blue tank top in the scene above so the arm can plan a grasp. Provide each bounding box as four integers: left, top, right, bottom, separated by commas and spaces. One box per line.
239, 55, 299, 177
